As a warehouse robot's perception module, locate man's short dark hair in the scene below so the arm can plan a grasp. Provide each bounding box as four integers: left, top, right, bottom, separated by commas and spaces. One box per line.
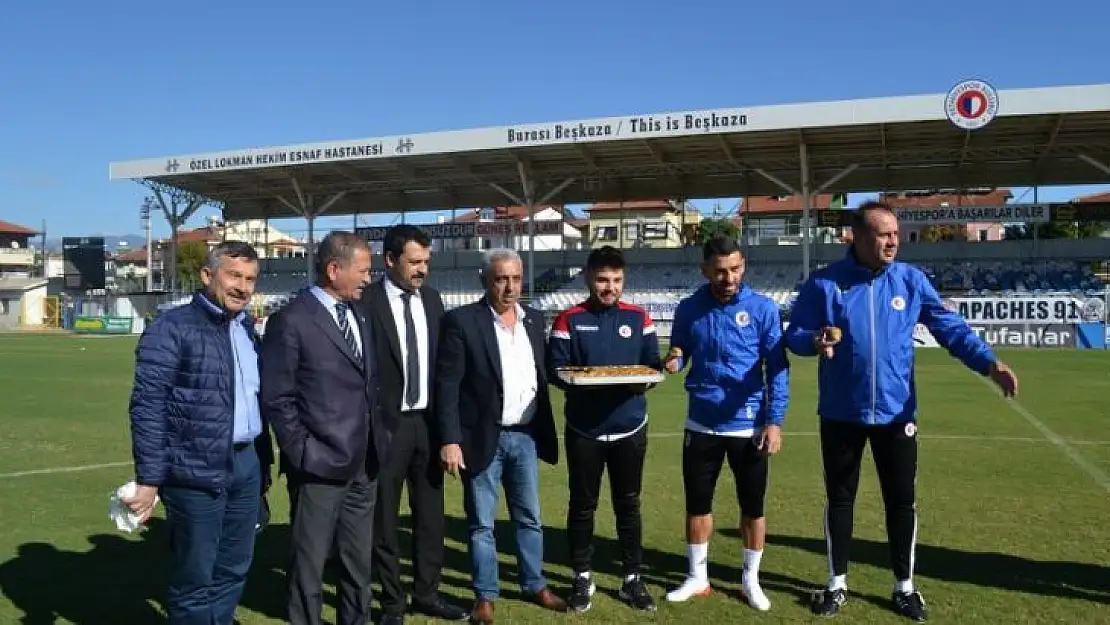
382, 224, 432, 261
850, 200, 896, 231
205, 240, 259, 271
702, 234, 742, 262
585, 245, 625, 273
314, 231, 369, 283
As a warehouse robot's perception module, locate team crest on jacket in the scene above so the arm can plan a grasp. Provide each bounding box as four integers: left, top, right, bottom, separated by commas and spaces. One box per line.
618, 324, 632, 338
891, 296, 906, 311
735, 311, 751, 327
904, 422, 917, 437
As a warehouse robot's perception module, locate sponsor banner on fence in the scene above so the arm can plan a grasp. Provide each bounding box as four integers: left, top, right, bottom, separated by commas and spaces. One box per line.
73, 315, 133, 335
968, 324, 1077, 348
943, 296, 1105, 325
357, 219, 562, 241
895, 204, 1049, 225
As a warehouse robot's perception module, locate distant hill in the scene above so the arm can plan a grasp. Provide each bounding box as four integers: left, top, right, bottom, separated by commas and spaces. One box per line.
44, 234, 146, 253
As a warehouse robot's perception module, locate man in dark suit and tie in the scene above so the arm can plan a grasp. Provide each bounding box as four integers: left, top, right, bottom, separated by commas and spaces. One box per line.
260, 231, 380, 625
435, 248, 567, 625
359, 225, 467, 624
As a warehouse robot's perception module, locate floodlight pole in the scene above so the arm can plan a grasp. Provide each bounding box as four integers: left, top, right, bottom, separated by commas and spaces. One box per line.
275, 177, 347, 286
140, 198, 154, 292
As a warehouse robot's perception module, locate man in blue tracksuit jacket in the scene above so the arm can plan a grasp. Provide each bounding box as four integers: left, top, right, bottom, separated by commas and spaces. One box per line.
786, 201, 1019, 622
661, 235, 789, 614
547, 245, 661, 614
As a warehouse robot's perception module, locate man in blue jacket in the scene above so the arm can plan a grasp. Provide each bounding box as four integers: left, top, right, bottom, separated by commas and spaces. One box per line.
786, 200, 1018, 622
547, 245, 661, 614
122, 240, 273, 625
662, 235, 789, 613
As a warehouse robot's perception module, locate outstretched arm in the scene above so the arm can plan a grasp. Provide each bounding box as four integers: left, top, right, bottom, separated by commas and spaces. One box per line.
916, 272, 1018, 396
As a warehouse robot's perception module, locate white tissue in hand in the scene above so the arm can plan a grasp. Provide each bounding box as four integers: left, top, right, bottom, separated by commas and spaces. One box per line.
109, 480, 157, 533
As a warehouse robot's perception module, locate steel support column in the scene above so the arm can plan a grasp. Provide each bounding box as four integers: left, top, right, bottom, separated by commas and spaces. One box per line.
276, 177, 347, 285
489, 165, 575, 300
753, 154, 858, 280
1079, 154, 1110, 177
150, 188, 205, 292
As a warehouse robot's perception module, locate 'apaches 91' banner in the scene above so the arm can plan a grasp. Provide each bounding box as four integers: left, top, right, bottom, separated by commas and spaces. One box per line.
942, 296, 1106, 325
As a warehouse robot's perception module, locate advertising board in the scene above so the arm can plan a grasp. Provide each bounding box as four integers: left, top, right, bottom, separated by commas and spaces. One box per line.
967, 324, 1077, 348
72, 316, 133, 335
942, 296, 1105, 325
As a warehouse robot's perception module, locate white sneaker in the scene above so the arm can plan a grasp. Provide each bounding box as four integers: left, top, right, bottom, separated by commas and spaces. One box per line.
742, 575, 771, 611
665, 577, 711, 602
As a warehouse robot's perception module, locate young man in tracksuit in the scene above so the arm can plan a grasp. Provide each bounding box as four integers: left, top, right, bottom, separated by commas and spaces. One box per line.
547, 245, 661, 614
786, 201, 1019, 622
663, 235, 789, 613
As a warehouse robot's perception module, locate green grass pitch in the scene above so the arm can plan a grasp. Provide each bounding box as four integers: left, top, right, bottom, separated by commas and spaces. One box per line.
0, 334, 1107, 623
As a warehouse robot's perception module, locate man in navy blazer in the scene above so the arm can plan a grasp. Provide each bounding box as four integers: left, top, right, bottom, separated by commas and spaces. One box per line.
261, 231, 380, 625
435, 248, 565, 625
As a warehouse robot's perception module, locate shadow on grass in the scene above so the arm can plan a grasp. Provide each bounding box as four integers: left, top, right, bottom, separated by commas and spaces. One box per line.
753, 532, 1110, 608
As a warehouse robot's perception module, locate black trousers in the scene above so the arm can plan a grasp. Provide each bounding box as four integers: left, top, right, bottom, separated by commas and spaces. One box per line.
286, 469, 376, 625
820, 418, 918, 582
373, 413, 446, 615
565, 425, 649, 576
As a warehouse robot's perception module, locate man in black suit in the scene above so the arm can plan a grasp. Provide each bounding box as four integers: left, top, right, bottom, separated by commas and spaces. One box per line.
436, 248, 567, 625
359, 225, 467, 624
261, 232, 380, 625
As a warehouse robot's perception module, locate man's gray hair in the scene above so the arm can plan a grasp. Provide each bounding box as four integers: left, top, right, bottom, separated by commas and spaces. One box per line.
478, 248, 522, 285
205, 240, 260, 271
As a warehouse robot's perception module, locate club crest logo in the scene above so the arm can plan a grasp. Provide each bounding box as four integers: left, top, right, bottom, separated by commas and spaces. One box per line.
945, 79, 999, 131
904, 422, 917, 437
891, 296, 906, 311
618, 324, 632, 338
735, 311, 751, 327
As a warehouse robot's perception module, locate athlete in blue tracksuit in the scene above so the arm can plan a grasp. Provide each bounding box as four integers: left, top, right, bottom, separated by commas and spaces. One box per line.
662, 235, 789, 613
547, 245, 661, 614
786, 201, 1019, 622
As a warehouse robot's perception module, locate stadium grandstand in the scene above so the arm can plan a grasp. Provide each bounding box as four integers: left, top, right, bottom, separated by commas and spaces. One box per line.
99, 80, 1110, 342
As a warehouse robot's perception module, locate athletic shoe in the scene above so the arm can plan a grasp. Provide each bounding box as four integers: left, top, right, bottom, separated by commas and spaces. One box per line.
892, 590, 927, 621
810, 587, 847, 616
618, 575, 656, 611
567, 575, 595, 613
741, 573, 771, 611
665, 577, 711, 602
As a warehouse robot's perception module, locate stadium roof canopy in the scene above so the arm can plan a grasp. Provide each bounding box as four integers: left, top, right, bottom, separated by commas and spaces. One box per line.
110, 82, 1110, 224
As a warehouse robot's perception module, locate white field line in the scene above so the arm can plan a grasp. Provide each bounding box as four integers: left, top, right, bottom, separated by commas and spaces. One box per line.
2, 431, 1109, 480
972, 374, 1110, 494
0, 461, 132, 479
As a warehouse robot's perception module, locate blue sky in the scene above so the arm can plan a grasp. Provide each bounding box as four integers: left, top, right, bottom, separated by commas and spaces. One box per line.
1, 0, 1107, 242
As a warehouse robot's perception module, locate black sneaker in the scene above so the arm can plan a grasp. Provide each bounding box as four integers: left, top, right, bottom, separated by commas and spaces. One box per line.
810, 587, 847, 616
567, 575, 595, 612
618, 575, 656, 611
892, 590, 927, 621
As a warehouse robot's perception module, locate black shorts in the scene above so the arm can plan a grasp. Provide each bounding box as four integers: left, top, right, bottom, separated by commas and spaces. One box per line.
681, 429, 769, 518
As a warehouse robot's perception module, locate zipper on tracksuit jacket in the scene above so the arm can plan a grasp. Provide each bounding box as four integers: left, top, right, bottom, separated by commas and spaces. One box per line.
868, 279, 877, 425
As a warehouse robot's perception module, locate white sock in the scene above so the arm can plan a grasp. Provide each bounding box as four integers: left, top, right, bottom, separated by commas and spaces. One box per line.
625, 573, 637, 582
577, 571, 591, 580
895, 578, 914, 594
743, 549, 763, 580
688, 543, 709, 581
829, 574, 847, 591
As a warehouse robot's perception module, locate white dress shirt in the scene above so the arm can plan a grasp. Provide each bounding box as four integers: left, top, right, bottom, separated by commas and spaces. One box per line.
384, 278, 430, 411
490, 304, 538, 427
311, 286, 362, 356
